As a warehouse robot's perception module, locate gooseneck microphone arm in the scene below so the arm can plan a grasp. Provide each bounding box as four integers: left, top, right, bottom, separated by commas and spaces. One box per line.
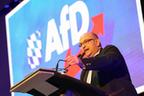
56, 52, 85, 72
56, 59, 65, 72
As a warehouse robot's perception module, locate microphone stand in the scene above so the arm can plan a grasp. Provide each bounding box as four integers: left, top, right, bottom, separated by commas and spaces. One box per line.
56, 59, 65, 72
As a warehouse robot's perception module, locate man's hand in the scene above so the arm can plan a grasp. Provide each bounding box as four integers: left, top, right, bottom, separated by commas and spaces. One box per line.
65, 55, 79, 66
65, 54, 85, 69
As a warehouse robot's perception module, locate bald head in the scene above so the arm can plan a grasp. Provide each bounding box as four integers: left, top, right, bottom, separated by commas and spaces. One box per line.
80, 32, 99, 42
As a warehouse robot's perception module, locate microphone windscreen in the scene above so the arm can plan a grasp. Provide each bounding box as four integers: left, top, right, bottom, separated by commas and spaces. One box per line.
77, 52, 85, 59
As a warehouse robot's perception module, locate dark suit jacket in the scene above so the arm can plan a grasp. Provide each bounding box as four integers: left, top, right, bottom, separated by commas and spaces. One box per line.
80, 45, 138, 96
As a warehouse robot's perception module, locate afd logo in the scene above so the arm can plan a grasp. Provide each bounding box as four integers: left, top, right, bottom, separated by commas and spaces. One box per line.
26, 1, 89, 69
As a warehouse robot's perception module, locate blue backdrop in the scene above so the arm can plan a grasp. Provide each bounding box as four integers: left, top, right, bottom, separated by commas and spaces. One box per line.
5, 0, 144, 95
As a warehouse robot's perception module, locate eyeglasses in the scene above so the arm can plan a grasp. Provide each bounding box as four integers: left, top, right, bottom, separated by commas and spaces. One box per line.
79, 39, 94, 47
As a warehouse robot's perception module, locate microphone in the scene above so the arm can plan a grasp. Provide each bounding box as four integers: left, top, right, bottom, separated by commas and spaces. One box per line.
55, 51, 85, 72
77, 52, 85, 59
63, 64, 71, 73
77, 52, 87, 68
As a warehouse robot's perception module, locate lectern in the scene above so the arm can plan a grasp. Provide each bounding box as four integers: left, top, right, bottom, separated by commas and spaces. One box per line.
10, 69, 107, 96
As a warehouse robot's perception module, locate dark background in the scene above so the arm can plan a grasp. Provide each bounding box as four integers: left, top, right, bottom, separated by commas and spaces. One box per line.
0, 0, 144, 95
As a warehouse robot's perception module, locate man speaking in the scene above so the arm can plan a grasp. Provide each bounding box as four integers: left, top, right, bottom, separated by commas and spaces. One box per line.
66, 32, 138, 96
